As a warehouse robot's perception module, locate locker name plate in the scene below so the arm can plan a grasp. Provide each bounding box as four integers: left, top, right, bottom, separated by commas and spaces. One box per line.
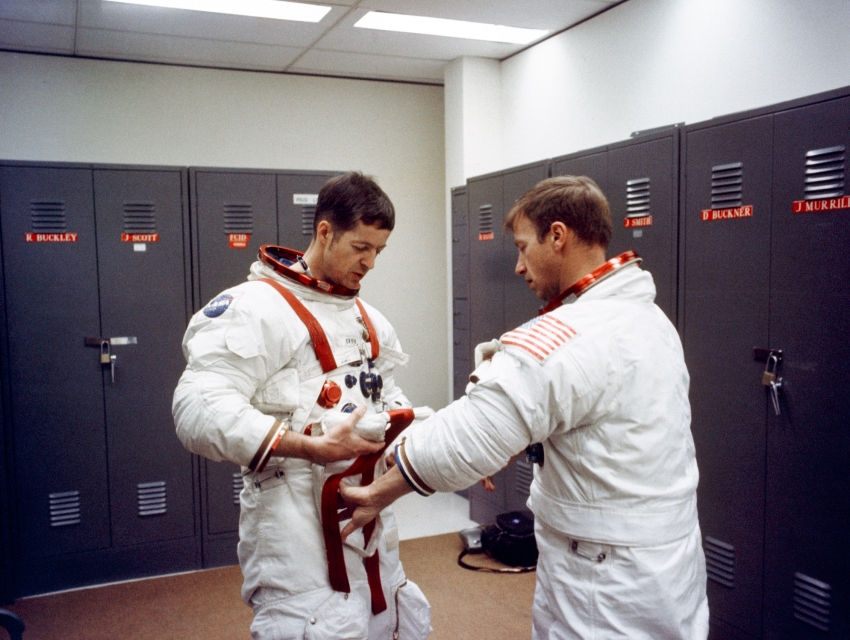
700, 205, 753, 222
122, 233, 159, 242
793, 196, 850, 214
25, 233, 79, 242
229, 234, 250, 249
293, 194, 318, 205
624, 215, 652, 228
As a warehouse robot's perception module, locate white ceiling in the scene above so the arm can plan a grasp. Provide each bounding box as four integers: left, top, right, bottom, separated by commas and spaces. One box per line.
0, 0, 622, 84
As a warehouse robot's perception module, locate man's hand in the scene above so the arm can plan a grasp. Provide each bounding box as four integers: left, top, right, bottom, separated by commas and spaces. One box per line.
310, 406, 384, 464
273, 406, 384, 463
339, 465, 413, 541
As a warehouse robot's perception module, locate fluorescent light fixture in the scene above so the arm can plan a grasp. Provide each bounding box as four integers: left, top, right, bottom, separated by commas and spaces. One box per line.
103, 0, 332, 23
354, 11, 547, 45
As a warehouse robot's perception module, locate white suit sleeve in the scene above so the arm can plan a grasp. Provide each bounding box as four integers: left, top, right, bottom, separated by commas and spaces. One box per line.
172, 286, 292, 470
400, 348, 557, 494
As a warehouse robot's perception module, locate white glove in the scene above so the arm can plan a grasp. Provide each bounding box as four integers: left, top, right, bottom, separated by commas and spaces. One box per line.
315, 406, 435, 443
474, 339, 503, 367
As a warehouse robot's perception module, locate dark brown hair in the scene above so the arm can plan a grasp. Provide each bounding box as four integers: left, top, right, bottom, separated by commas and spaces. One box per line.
313, 171, 395, 235
504, 175, 612, 247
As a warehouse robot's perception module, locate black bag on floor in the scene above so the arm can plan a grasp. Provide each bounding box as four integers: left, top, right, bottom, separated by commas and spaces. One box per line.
481, 511, 538, 568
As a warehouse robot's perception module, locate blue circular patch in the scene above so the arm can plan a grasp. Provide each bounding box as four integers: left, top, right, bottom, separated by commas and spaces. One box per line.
203, 294, 234, 318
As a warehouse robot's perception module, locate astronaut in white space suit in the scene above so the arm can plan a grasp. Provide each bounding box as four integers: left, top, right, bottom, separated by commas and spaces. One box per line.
172, 172, 431, 640
341, 176, 709, 640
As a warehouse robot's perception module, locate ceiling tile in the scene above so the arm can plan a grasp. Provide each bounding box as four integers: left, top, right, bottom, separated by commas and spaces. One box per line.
76, 27, 305, 71
290, 48, 445, 83
0, 19, 75, 54
79, 0, 347, 48
0, 0, 77, 25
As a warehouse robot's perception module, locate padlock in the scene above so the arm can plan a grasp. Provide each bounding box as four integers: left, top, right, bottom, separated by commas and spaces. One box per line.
762, 371, 776, 386
100, 341, 111, 364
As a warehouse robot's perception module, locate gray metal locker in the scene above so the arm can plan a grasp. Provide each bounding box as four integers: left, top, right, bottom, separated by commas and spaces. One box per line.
451, 186, 470, 401
92, 168, 196, 548
607, 132, 679, 320
0, 166, 112, 564
762, 95, 850, 639
191, 169, 277, 567
501, 161, 550, 331
682, 115, 774, 639
465, 173, 508, 525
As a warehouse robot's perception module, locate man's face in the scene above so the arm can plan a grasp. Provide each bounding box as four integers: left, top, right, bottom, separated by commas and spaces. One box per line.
512, 214, 561, 302
322, 221, 391, 290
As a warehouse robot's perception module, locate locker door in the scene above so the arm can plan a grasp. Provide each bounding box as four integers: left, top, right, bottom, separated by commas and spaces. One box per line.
467, 174, 506, 347
452, 187, 471, 400
607, 134, 678, 319
277, 172, 337, 251
682, 116, 773, 639
502, 162, 549, 331
192, 171, 277, 541
0, 166, 110, 558
93, 169, 195, 547
763, 97, 850, 639
466, 174, 507, 524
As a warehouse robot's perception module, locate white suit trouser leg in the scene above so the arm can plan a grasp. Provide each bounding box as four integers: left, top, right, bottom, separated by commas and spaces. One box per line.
531, 520, 709, 640
250, 579, 431, 640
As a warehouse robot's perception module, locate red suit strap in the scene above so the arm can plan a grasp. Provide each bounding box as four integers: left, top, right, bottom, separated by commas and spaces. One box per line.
320, 408, 416, 614
354, 298, 380, 361
258, 278, 338, 373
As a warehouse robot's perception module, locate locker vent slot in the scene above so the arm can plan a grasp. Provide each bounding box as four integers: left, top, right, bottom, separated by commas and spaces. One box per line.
137, 481, 167, 517
515, 459, 533, 499
232, 472, 244, 505
123, 202, 156, 232
478, 204, 494, 235
625, 178, 650, 217
301, 205, 316, 236
49, 490, 81, 527
711, 162, 743, 208
793, 572, 831, 632
30, 200, 67, 232
704, 536, 735, 588
804, 145, 845, 200
223, 203, 254, 234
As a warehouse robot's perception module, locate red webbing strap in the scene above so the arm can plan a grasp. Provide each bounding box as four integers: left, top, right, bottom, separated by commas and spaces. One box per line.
259, 278, 337, 373
320, 408, 416, 613
354, 298, 380, 361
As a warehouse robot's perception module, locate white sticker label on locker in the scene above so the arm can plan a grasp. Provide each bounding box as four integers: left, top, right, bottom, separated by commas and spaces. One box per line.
110, 337, 138, 346
293, 194, 318, 205
134, 243, 147, 252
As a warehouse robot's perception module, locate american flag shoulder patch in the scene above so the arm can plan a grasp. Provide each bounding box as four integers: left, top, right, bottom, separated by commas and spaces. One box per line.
501, 315, 578, 362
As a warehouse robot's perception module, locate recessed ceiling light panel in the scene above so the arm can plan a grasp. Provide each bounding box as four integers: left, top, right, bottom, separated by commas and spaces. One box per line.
354, 11, 548, 45
103, 0, 332, 23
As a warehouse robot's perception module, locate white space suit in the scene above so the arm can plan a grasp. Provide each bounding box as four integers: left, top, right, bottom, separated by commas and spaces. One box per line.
173, 246, 431, 640
396, 255, 709, 639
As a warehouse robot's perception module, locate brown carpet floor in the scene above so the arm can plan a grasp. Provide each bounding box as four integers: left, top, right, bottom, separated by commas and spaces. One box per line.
5, 533, 536, 639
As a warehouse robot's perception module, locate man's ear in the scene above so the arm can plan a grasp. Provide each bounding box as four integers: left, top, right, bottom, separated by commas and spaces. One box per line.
549, 221, 571, 253
315, 219, 334, 247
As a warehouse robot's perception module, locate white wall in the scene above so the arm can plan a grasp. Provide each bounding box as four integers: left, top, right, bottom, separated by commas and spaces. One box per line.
0, 51, 448, 408
500, 0, 850, 169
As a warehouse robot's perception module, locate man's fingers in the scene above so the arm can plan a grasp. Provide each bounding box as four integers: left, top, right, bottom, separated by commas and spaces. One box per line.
341, 520, 358, 541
